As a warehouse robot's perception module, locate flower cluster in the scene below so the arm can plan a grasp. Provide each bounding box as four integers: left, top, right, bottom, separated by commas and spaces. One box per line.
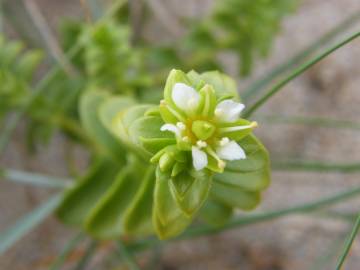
152, 70, 258, 173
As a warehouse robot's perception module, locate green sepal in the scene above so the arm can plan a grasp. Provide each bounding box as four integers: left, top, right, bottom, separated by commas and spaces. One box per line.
198, 84, 217, 117
85, 157, 147, 239
219, 119, 254, 141
199, 199, 233, 226
186, 70, 239, 101
169, 169, 212, 217
56, 158, 119, 226
164, 69, 191, 110
159, 102, 178, 124
211, 181, 261, 210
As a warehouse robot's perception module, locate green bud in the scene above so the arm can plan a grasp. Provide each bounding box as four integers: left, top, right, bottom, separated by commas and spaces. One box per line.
191, 120, 216, 141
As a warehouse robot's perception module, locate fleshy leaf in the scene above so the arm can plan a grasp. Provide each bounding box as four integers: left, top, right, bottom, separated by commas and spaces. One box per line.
199, 199, 233, 226
85, 157, 147, 239
57, 159, 119, 226
170, 169, 212, 216
211, 181, 261, 210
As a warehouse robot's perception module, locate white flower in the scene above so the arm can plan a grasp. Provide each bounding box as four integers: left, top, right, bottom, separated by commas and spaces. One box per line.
172, 83, 200, 113
215, 100, 245, 123
192, 146, 208, 171
216, 139, 246, 161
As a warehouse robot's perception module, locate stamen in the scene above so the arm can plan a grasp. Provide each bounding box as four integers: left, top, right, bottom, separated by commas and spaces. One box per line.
160, 99, 166, 105
219, 137, 230, 146
206, 147, 226, 169
219, 121, 258, 133
215, 108, 223, 117
182, 136, 190, 142
196, 140, 207, 148
176, 122, 186, 130
218, 160, 226, 169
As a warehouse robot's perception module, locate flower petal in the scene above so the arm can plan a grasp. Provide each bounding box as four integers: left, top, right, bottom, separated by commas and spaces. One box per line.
172, 83, 200, 113
192, 146, 208, 171
216, 140, 246, 161
160, 124, 180, 137
215, 100, 245, 123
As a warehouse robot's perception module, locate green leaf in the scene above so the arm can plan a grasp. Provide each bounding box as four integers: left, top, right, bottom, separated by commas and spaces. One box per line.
153, 166, 191, 239
199, 199, 233, 226
56, 159, 119, 226
123, 167, 156, 236
128, 115, 175, 155
214, 134, 270, 191
0, 194, 62, 254
211, 181, 261, 210
79, 91, 127, 163
169, 169, 212, 216
85, 157, 148, 238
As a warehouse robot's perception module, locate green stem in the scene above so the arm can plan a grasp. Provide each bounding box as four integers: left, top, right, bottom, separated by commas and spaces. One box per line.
272, 160, 360, 173
1, 168, 72, 188
117, 241, 141, 270
335, 212, 360, 270
0, 0, 127, 156
242, 11, 360, 102
243, 31, 360, 118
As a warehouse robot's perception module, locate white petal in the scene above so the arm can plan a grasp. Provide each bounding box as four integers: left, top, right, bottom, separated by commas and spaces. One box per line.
215, 100, 245, 123
160, 124, 180, 137
172, 83, 200, 112
192, 146, 208, 171
216, 140, 246, 161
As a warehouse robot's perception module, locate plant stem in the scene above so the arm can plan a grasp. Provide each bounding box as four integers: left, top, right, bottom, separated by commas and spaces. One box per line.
243, 31, 360, 118
242, 10, 360, 102
73, 240, 98, 270
335, 212, 360, 270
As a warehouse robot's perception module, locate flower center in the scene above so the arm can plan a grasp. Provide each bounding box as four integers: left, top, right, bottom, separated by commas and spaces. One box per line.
191, 120, 216, 141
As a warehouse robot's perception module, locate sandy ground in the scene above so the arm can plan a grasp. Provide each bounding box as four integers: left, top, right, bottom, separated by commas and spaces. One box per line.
1, 0, 360, 269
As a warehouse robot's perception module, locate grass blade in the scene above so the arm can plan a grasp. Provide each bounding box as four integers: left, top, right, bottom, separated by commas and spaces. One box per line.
257, 114, 360, 130
117, 241, 140, 270
243, 31, 360, 118
49, 232, 85, 270
242, 10, 360, 102
1, 168, 72, 188
272, 160, 360, 173
335, 212, 360, 270
129, 186, 360, 251
0, 193, 62, 254
72, 240, 98, 270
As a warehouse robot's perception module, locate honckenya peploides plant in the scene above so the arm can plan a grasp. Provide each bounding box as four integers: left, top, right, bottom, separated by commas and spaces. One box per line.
54, 69, 270, 239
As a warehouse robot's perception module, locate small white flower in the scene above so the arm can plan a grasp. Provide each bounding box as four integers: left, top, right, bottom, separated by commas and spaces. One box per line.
160, 124, 181, 138
172, 83, 200, 113
215, 100, 245, 123
216, 140, 246, 161
192, 146, 208, 171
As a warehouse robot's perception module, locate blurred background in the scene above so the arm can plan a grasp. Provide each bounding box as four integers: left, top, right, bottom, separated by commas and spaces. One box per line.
1, 0, 360, 269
